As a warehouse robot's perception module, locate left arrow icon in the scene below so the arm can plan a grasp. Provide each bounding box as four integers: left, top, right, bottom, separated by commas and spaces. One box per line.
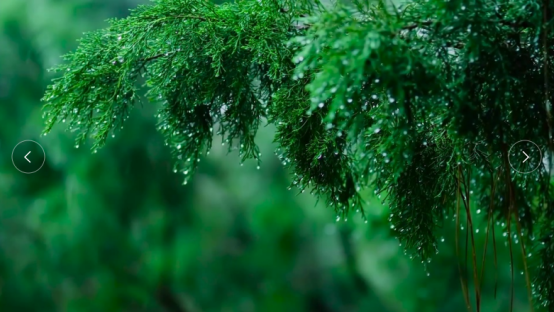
12, 140, 45, 174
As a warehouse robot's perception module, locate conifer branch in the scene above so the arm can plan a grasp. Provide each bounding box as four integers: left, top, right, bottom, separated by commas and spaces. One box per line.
40, 0, 554, 309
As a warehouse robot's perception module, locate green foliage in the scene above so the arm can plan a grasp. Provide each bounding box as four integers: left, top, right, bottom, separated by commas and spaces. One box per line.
41, 0, 554, 310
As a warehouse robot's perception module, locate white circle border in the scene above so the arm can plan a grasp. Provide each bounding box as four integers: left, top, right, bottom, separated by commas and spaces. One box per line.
11, 140, 46, 174
507, 140, 542, 174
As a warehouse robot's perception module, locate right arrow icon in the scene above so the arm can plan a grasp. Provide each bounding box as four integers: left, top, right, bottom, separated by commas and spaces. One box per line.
522, 151, 530, 163
508, 140, 541, 174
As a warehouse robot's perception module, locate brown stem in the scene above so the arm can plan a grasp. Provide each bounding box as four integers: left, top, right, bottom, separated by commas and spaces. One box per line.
460, 168, 481, 312
502, 143, 515, 312
402, 20, 434, 30
456, 166, 473, 312
478, 170, 497, 297
142, 51, 177, 63
514, 214, 535, 311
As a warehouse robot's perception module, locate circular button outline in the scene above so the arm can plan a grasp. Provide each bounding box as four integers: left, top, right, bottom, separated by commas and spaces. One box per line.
508, 140, 542, 174
11, 140, 46, 174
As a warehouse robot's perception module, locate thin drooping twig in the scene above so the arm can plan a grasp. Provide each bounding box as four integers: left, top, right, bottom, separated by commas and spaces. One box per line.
514, 210, 535, 312
492, 209, 499, 299
507, 200, 515, 312
478, 170, 497, 298
456, 166, 473, 312
460, 167, 481, 312
502, 144, 515, 312
466, 217, 470, 306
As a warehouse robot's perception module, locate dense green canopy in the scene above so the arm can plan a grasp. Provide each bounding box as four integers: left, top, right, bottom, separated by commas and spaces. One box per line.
41, 0, 554, 310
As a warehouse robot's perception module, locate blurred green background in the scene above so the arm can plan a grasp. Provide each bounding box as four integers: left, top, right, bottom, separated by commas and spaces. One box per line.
0, 0, 532, 311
